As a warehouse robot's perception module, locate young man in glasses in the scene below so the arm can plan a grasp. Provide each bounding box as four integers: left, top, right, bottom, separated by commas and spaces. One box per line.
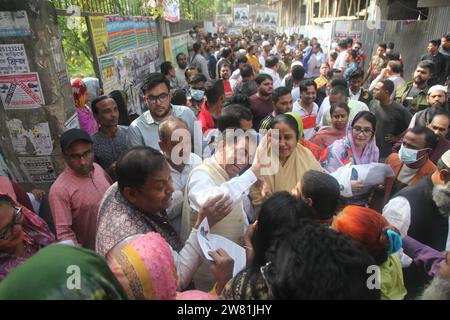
48, 129, 111, 250
127, 72, 201, 156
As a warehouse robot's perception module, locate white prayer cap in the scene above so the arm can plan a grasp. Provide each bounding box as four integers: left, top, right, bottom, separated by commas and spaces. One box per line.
442, 149, 450, 168
428, 85, 447, 95
291, 60, 303, 68
262, 40, 271, 47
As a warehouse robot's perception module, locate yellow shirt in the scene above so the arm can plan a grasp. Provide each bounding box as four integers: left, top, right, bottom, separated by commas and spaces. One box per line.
246, 54, 261, 75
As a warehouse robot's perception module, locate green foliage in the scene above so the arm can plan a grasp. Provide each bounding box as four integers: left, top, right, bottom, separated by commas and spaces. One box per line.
57, 16, 95, 78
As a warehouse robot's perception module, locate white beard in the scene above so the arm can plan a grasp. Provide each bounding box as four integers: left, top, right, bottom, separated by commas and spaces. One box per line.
432, 182, 450, 217
421, 276, 450, 300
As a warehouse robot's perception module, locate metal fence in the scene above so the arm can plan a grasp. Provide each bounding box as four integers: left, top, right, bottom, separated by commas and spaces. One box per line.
331, 20, 429, 81
51, 0, 143, 15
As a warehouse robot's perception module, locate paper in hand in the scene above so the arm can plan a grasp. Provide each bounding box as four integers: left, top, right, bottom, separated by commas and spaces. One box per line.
197, 218, 246, 277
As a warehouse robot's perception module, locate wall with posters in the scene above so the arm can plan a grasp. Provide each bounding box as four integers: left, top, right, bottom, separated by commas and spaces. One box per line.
89, 14, 161, 116
163, 33, 188, 68
0, 0, 78, 189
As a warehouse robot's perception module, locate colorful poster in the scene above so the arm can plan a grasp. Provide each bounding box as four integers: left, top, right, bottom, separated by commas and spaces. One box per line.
0, 72, 45, 110
233, 6, 250, 27
105, 15, 122, 53
165, 33, 188, 66
0, 44, 29, 75
164, 0, 180, 23
19, 156, 56, 183
0, 11, 31, 38
7, 119, 53, 156
98, 54, 117, 94
88, 16, 109, 56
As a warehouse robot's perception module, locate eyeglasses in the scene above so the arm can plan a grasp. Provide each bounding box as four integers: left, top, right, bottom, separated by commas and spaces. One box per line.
66, 149, 94, 161
145, 93, 169, 104
352, 126, 373, 136
0, 206, 23, 240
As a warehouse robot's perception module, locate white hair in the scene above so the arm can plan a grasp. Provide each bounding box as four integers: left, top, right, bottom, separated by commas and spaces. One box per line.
421, 276, 450, 300
432, 182, 450, 217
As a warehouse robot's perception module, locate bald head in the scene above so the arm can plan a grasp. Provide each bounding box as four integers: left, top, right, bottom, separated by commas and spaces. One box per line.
158, 117, 191, 165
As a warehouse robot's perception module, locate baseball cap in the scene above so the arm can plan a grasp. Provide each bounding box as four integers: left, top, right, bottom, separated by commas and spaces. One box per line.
60, 129, 93, 152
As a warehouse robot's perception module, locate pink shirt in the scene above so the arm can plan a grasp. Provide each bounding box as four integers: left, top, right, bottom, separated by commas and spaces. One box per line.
49, 163, 111, 250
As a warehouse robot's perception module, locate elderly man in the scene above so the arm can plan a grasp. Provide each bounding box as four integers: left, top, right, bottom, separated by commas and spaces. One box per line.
181, 128, 268, 290
408, 84, 449, 129
159, 118, 202, 234
49, 129, 111, 250
427, 111, 450, 164
383, 150, 450, 298
96, 146, 234, 291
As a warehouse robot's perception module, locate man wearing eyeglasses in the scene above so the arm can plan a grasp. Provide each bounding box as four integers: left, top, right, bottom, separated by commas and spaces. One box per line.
48, 129, 112, 250
127, 73, 201, 156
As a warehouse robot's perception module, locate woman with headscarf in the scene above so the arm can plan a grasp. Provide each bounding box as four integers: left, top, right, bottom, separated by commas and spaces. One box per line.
109, 90, 132, 127
107, 232, 223, 300
252, 113, 323, 205
320, 111, 380, 206
332, 206, 406, 300
71, 78, 99, 135
0, 244, 127, 299
0, 185, 54, 281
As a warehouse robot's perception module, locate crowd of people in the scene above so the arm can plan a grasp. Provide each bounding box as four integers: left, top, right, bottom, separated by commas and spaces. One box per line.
1, 28, 450, 300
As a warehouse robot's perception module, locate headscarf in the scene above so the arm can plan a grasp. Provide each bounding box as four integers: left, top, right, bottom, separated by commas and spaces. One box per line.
252, 113, 323, 205
107, 232, 217, 300
83, 77, 101, 107
0, 245, 127, 299
71, 78, 99, 135
320, 112, 379, 173
70, 78, 88, 109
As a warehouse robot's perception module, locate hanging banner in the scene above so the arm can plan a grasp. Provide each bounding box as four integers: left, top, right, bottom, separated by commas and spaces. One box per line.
215, 15, 233, 33
0, 72, 45, 110
0, 11, 31, 38
0, 44, 30, 75
164, 0, 181, 23
233, 5, 250, 27
88, 16, 109, 56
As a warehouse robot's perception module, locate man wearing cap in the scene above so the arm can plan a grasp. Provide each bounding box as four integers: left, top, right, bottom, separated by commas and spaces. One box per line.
408, 85, 449, 129
259, 40, 272, 71
383, 150, 450, 298
49, 129, 112, 250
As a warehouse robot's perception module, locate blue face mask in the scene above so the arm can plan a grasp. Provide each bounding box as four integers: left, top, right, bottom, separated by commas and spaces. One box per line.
398, 145, 427, 164
190, 89, 205, 101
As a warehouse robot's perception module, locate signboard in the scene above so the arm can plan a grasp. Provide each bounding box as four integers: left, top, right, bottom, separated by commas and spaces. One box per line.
88, 16, 109, 56
233, 5, 250, 27
19, 156, 57, 183
0, 11, 31, 38
164, 0, 181, 23
0, 44, 29, 75
256, 10, 278, 31
0, 72, 45, 110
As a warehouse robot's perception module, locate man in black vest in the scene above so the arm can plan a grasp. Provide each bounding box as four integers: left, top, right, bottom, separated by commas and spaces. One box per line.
383, 149, 450, 298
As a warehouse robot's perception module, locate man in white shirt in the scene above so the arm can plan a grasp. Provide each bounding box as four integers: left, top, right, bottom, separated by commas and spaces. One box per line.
260, 54, 282, 89
159, 118, 203, 234
316, 83, 369, 128
334, 40, 350, 72
382, 150, 450, 298
180, 128, 268, 290
369, 60, 406, 97
175, 53, 188, 89
190, 42, 211, 80
292, 80, 319, 140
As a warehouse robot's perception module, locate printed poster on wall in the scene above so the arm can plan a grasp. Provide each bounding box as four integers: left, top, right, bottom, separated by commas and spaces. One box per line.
0, 72, 45, 110
0, 11, 31, 38
98, 54, 118, 94
88, 16, 109, 56
0, 44, 30, 75
165, 33, 188, 66
7, 119, 53, 156
19, 156, 56, 183
164, 0, 180, 23
233, 5, 249, 27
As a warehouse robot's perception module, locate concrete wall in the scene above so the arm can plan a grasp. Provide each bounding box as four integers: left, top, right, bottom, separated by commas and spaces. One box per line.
0, 0, 76, 191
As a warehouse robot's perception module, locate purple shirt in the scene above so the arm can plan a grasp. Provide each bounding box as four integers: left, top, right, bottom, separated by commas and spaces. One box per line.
250, 94, 273, 131
402, 236, 445, 277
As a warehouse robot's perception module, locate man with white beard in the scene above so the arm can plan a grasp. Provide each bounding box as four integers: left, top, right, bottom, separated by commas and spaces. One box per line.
421, 252, 450, 300
383, 149, 450, 298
